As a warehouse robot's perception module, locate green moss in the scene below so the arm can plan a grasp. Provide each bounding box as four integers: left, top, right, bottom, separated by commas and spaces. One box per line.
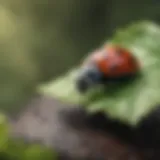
0, 114, 58, 160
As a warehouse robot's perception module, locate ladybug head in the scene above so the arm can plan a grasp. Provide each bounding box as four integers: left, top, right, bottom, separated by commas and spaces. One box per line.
76, 64, 103, 93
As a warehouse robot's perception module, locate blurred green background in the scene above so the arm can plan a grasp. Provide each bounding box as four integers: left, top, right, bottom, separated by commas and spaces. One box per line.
1, 0, 160, 111
0, 0, 160, 159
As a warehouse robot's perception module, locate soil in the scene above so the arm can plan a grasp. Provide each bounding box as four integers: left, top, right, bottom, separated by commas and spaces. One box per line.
9, 95, 160, 160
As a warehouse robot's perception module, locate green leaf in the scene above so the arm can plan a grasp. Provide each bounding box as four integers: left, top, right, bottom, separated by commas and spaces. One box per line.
38, 21, 160, 125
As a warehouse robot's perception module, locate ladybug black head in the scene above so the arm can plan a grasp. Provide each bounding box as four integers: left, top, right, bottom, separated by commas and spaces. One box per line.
75, 65, 103, 93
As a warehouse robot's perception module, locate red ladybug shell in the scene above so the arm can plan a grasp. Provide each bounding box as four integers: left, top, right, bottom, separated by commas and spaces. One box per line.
83, 45, 140, 78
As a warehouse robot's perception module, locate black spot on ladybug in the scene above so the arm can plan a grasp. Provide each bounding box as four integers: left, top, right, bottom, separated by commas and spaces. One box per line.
130, 56, 137, 64
109, 64, 118, 71
116, 48, 124, 56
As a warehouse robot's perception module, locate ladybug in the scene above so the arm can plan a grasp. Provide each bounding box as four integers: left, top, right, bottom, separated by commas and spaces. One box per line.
76, 45, 140, 93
